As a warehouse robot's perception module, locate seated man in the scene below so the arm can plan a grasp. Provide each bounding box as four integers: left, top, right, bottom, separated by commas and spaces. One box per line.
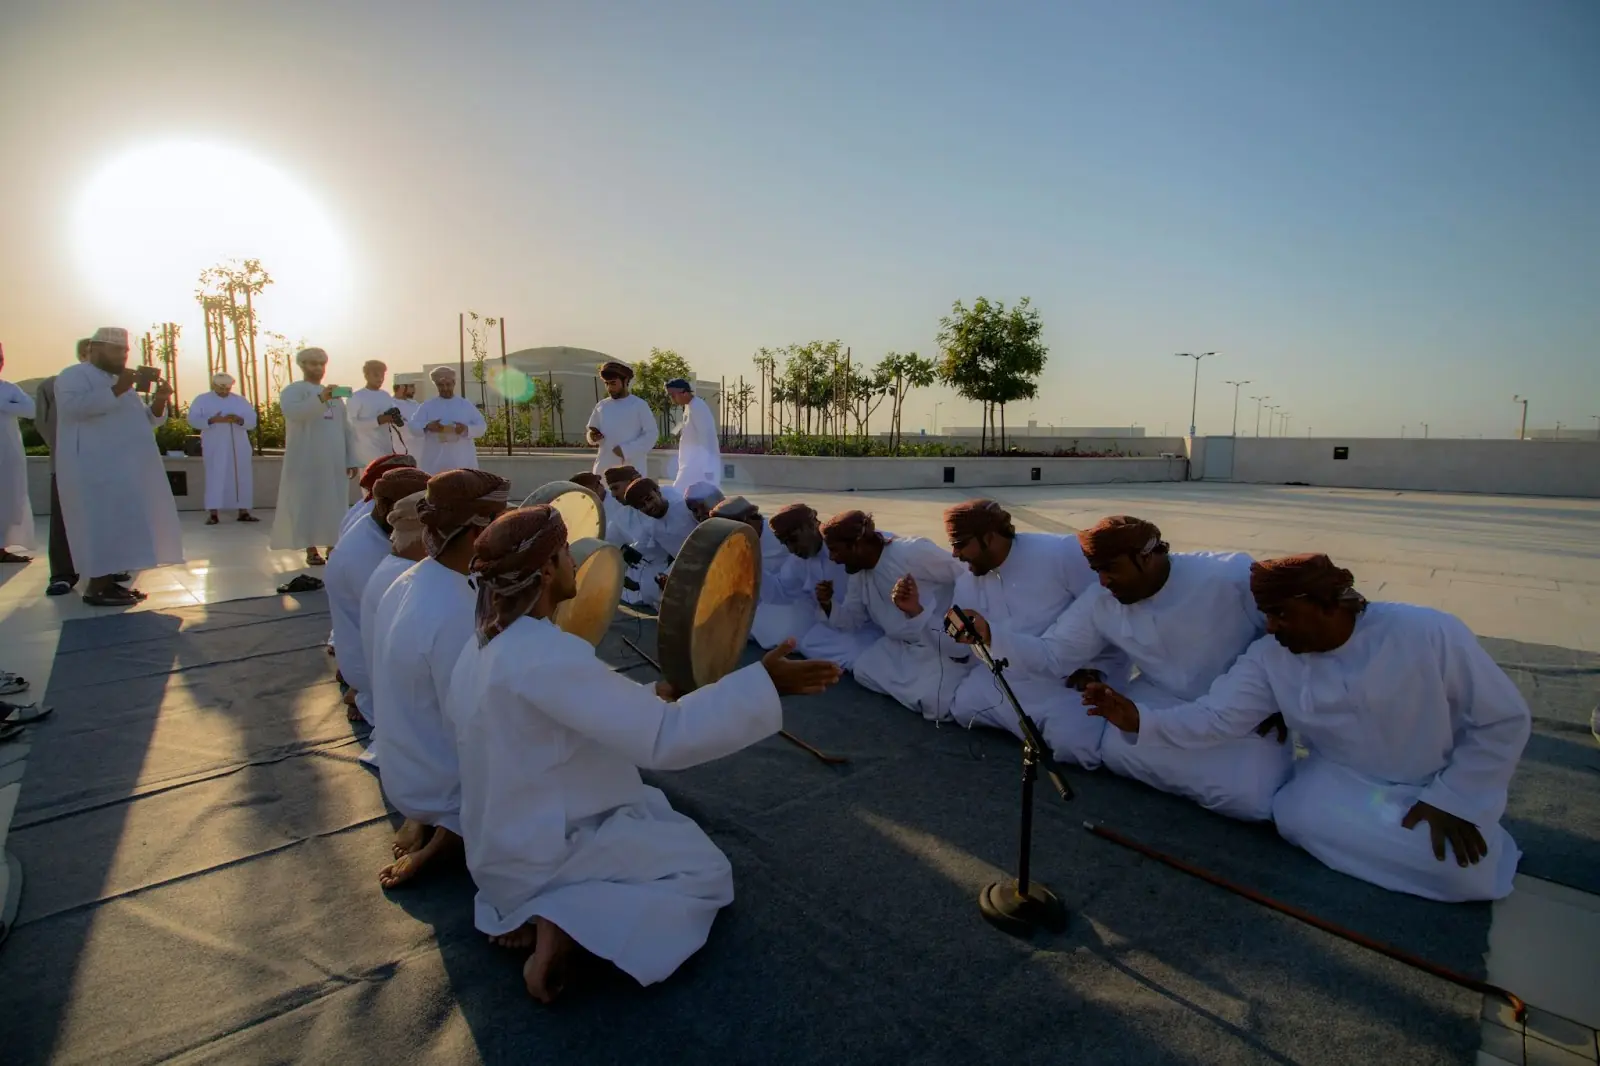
1084, 554, 1531, 902
327, 452, 418, 656
449, 505, 841, 1003
957, 516, 1291, 821
684, 482, 724, 523
765, 504, 883, 668
940, 500, 1130, 766
326, 466, 431, 726
600, 465, 640, 549
709, 496, 805, 648
621, 477, 698, 608
359, 489, 428, 732
818, 509, 965, 720
371, 468, 511, 886
568, 471, 607, 505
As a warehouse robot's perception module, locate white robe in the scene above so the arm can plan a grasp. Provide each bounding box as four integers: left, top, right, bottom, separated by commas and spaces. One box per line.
393, 397, 422, 456
0, 379, 36, 549
987, 552, 1292, 821
944, 533, 1132, 766
783, 549, 884, 668
586, 394, 657, 476
412, 396, 486, 474
338, 498, 375, 545
603, 495, 636, 548
372, 559, 476, 832
671, 395, 721, 491
325, 516, 393, 725
346, 387, 404, 468
1134, 602, 1531, 901
749, 524, 816, 649
360, 553, 417, 705
447, 614, 782, 984
623, 487, 697, 609
186, 391, 256, 511
270, 381, 354, 549
53, 362, 183, 578
826, 536, 965, 720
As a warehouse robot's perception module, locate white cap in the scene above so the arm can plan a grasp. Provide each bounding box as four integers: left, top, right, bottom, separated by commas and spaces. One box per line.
430, 366, 457, 383
91, 327, 129, 347
295, 347, 328, 368
212, 372, 235, 387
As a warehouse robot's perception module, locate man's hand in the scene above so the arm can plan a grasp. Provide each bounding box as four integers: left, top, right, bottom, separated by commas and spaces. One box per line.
814, 580, 833, 612
654, 680, 681, 701
1254, 711, 1289, 744
113, 368, 137, 396
586, 427, 604, 445
891, 573, 921, 617
153, 381, 172, 400
1401, 801, 1488, 867
376, 412, 395, 425
346, 467, 359, 478
1082, 682, 1140, 733
612, 445, 624, 459
760, 638, 843, 696
319, 385, 335, 402
949, 608, 990, 646
452, 422, 468, 434
1065, 668, 1104, 692
425, 420, 444, 433
208, 414, 227, 425
655, 571, 668, 589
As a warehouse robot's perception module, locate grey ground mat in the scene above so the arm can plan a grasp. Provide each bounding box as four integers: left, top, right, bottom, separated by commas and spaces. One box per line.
0, 597, 1592, 1065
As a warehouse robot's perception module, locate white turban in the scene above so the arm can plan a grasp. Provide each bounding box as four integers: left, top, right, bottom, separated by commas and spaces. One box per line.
91, 326, 129, 348
295, 347, 328, 368
211, 372, 235, 387
429, 366, 457, 383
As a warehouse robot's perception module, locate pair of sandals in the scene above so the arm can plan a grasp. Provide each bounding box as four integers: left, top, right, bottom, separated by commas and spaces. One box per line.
82, 575, 145, 608
0, 672, 50, 743
204, 512, 260, 526
0, 550, 31, 565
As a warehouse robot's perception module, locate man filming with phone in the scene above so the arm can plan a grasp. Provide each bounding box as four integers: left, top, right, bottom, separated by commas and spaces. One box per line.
53, 326, 184, 606
270, 348, 358, 567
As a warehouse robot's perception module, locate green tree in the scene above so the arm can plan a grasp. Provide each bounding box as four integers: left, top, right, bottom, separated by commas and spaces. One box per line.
464, 312, 499, 409
875, 351, 938, 454
935, 297, 1047, 453
633, 348, 696, 439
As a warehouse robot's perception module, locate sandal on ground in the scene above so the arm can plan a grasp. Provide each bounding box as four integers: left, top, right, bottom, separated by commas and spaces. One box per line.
117, 586, 148, 601
277, 574, 324, 595
83, 588, 139, 607
110, 572, 131, 582
237, 513, 260, 522
45, 579, 74, 597
2, 702, 52, 725
0, 721, 23, 743
0, 550, 30, 564
205, 514, 220, 525
0, 676, 27, 696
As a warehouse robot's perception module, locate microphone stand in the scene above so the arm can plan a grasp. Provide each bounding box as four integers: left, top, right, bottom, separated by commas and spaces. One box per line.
949, 606, 1071, 938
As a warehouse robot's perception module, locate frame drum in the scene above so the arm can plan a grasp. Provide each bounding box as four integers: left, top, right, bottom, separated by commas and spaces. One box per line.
657, 517, 762, 693
552, 537, 625, 647
522, 480, 606, 543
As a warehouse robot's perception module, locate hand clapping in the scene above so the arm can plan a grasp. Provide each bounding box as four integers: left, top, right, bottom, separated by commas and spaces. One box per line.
760, 638, 842, 696
891, 574, 921, 617
1081, 682, 1140, 734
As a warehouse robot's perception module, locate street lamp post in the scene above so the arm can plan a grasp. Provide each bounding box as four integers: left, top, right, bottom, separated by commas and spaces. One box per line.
1512, 395, 1529, 440
1265, 405, 1278, 437
934, 401, 944, 435
1250, 395, 1269, 437
1280, 411, 1290, 436
1224, 379, 1251, 436
1174, 352, 1216, 437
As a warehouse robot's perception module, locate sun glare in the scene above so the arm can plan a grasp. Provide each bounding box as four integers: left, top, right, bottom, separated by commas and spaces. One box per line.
70, 141, 351, 337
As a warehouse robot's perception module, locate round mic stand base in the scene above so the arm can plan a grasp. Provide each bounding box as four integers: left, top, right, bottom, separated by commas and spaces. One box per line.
978, 879, 1068, 938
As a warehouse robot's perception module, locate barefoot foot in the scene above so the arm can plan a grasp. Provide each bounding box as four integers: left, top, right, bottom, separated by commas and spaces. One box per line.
523, 916, 577, 1004
393, 819, 429, 858
378, 828, 459, 889
489, 923, 537, 950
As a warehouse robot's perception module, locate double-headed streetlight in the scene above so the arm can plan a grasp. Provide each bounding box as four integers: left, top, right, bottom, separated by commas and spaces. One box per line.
1512, 395, 1529, 440
1250, 395, 1270, 436
1174, 352, 1217, 437
1223, 379, 1251, 436
1265, 404, 1279, 437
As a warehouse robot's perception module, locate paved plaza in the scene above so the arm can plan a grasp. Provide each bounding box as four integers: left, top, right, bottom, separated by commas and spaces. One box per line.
1, 481, 1596, 1064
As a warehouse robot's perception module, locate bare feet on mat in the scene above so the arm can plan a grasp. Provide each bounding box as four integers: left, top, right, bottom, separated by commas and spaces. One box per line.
523, 917, 577, 1004
392, 819, 428, 857
378, 828, 459, 888
489, 923, 537, 950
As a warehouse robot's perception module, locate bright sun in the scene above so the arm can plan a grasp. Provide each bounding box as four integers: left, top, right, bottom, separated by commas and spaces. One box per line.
71, 141, 351, 337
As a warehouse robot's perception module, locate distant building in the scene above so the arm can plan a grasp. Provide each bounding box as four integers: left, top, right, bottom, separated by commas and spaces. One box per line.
1527, 426, 1600, 442
937, 422, 1147, 438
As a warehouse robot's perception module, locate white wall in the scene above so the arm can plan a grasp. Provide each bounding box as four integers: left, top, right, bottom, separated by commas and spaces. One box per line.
721, 454, 1186, 491
1226, 437, 1600, 498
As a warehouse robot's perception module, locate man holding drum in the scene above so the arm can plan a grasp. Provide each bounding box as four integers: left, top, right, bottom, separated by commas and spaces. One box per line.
449, 505, 842, 1003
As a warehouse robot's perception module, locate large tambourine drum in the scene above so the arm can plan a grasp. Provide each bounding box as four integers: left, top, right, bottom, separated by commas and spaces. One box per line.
658, 517, 762, 693
552, 537, 626, 648
523, 480, 605, 543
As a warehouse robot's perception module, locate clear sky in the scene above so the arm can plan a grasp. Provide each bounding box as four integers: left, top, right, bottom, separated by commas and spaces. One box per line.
2, 0, 1596, 439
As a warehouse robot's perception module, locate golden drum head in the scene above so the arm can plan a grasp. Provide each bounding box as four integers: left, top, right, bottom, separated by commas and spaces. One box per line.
523, 480, 606, 543
552, 537, 625, 647
658, 517, 762, 693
